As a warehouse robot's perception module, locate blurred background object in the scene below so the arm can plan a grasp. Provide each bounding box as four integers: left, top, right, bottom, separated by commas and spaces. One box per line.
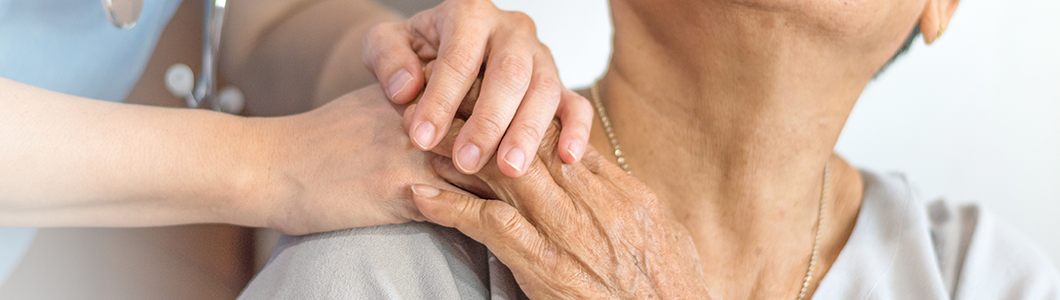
491, 0, 1060, 268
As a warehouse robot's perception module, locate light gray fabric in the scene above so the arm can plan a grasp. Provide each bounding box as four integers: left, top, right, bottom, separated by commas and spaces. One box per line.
239, 222, 526, 300
240, 170, 1060, 299
814, 170, 1060, 299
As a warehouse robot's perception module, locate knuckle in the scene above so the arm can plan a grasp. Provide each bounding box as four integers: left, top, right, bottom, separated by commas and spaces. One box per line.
641, 198, 663, 217
514, 122, 545, 142
494, 55, 534, 90
364, 22, 403, 48
450, 198, 481, 229
482, 201, 523, 236
424, 96, 459, 119
506, 11, 537, 34
555, 266, 587, 290
363, 24, 386, 43
453, 0, 498, 16
362, 23, 409, 68
537, 42, 554, 58
534, 74, 563, 101
574, 93, 593, 111
638, 189, 662, 209
454, 0, 486, 9
440, 46, 482, 78
471, 110, 510, 139
361, 26, 386, 64
559, 92, 594, 126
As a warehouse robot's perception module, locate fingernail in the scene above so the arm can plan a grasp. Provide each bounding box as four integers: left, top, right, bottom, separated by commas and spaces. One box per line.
387, 69, 413, 98
456, 143, 481, 173
566, 141, 584, 162
411, 184, 440, 197
504, 148, 525, 173
412, 122, 436, 149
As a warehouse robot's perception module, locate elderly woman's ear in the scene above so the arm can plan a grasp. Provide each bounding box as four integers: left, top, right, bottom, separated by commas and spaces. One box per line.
920, 0, 962, 44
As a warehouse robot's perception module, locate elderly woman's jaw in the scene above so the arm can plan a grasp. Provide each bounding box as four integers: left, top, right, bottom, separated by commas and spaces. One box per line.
609, 0, 957, 84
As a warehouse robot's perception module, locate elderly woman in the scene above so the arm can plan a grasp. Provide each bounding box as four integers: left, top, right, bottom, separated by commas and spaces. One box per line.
241, 0, 1060, 298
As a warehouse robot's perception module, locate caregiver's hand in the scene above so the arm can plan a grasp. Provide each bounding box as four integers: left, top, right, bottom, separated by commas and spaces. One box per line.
410, 122, 713, 299
0, 80, 472, 233
363, 0, 592, 178
241, 84, 464, 235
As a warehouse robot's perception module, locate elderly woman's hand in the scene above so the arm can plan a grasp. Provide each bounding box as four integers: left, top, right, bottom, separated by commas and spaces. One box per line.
409, 112, 712, 299
362, 0, 592, 178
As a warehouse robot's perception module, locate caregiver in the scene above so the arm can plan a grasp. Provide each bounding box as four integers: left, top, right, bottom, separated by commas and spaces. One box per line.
0, 0, 584, 284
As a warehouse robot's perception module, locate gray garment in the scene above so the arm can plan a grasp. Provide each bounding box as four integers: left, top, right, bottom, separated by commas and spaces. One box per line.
240, 170, 1060, 299
239, 223, 525, 300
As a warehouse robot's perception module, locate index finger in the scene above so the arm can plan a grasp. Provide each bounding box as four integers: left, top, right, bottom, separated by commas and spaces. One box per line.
406, 16, 491, 150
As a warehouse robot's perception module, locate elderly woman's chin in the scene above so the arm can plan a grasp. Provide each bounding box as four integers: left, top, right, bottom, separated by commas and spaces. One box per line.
624, 0, 924, 36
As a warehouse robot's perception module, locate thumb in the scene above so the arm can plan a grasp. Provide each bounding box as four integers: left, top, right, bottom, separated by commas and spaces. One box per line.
410, 184, 541, 267
363, 22, 424, 104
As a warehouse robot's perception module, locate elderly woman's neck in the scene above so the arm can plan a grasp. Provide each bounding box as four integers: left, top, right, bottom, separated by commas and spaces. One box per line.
596, 2, 877, 214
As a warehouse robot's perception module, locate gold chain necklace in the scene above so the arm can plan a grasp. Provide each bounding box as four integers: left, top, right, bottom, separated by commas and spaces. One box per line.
589, 81, 829, 300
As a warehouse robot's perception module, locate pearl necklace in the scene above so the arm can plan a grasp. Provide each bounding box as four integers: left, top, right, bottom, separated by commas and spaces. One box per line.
589, 81, 829, 300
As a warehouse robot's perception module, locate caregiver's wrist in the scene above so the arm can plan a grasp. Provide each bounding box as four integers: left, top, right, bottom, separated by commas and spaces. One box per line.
213, 115, 291, 229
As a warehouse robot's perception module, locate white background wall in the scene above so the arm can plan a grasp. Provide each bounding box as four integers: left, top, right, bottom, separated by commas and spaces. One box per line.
493, 0, 1060, 267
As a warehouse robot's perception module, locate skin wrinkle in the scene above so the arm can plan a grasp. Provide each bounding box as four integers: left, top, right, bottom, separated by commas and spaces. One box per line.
450, 132, 710, 297
633, 210, 659, 297
612, 224, 642, 295
559, 247, 606, 297
580, 201, 620, 290
554, 143, 651, 297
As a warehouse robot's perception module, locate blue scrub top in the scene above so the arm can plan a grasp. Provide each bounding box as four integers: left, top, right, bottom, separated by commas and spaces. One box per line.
0, 0, 182, 283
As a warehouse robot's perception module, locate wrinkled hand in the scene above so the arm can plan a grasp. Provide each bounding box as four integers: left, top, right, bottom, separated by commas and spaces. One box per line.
409, 120, 713, 299
241, 84, 468, 235
363, 0, 592, 178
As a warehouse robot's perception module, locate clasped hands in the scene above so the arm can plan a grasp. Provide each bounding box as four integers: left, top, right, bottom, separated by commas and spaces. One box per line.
409, 82, 712, 299
377, 2, 709, 297
243, 0, 712, 297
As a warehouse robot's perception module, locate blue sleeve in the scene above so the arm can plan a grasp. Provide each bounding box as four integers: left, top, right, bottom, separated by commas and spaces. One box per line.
0, 0, 182, 102
0, 0, 182, 285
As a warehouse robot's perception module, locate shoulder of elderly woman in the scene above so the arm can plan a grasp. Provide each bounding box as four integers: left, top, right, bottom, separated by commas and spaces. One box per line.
814, 170, 1060, 299
926, 197, 1060, 298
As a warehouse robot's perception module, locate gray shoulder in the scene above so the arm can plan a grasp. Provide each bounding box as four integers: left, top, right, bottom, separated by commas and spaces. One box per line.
926, 200, 1060, 299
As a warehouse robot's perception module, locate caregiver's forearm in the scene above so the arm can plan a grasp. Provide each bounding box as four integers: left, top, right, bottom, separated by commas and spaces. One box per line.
0, 78, 260, 227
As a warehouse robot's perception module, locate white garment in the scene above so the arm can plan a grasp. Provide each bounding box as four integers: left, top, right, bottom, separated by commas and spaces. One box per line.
240, 169, 1060, 299
815, 171, 1060, 299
